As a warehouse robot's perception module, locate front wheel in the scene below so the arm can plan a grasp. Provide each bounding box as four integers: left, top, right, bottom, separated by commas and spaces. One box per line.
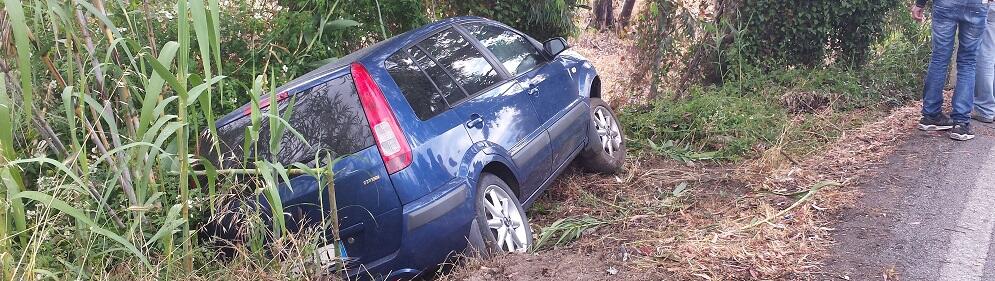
578, 98, 626, 174
468, 173, 533, 257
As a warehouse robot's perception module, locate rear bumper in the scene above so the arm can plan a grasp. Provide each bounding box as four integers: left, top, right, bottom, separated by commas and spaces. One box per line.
348, 178, 475, 279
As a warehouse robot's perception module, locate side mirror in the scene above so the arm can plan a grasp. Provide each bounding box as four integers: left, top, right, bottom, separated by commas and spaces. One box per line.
543, 37, 569, 57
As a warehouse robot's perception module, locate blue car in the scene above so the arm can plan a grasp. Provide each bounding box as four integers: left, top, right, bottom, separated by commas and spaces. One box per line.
202, 16, 626, 279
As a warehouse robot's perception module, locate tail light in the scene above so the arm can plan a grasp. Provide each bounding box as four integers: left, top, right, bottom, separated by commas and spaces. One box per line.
352, 62, 412, 174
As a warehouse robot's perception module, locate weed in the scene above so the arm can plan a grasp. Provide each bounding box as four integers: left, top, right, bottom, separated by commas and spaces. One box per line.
531, 215, 606, 252
529, 200, 560, 217
646, 140, 721, 163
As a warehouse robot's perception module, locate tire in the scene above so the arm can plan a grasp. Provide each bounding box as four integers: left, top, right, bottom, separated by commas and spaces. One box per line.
467, 173, 533, 257
578, 98, 626, 174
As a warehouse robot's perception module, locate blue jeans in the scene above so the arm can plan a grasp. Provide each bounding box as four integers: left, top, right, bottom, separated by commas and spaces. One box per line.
923, 0, 990, 123
975, 4, 995, 119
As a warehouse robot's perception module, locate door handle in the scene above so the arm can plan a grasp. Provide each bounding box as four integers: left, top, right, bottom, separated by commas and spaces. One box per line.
466, 114, 484, 128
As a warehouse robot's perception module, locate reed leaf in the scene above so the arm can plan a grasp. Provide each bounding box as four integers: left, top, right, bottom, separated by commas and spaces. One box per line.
0, 74, 13, 279
145, 203, 185, 249
76, 0, 121, 39
256, 161, 287, 237
186, 76, 226, 105
92, 142, 164, 167
5, 0, 34, 118
138, 41, 180, 138
3, 0, 32, 247
207, 0, 222, 97
143, 49, 185, 97
60, 87, 81, 150
189, 0, 222, 155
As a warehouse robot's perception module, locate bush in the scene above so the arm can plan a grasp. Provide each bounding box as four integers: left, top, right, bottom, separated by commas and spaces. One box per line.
439, 0, 582, 40
621, 28, 928, 162
739, 0, 900, 66
212, 0, 427, 113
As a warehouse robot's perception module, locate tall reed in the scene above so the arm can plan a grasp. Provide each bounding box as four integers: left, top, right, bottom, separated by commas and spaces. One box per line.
0, 0, 349, 279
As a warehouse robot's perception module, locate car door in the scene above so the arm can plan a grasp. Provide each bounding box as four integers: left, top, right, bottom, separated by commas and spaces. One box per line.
411, 27, 551, 193
463, 23, 587, 169
380, 46, 478, 205
523, 60, 586, 168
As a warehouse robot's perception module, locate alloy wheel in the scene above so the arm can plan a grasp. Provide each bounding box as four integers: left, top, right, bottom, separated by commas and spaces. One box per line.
593, 106, 622, 158
482, 185, 529, 252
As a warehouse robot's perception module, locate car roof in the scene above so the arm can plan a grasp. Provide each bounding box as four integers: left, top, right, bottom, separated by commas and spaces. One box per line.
274, 16, 490, 94
217, 16, 492, 127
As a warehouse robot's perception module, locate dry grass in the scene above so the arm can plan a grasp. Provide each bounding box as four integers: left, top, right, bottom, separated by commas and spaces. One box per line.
443, 103, 919, 281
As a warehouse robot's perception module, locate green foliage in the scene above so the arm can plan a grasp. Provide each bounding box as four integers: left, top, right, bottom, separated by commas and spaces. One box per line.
1, 0, 355, 279
739, 0, 901, 66
622, 11, 928, 161
621, 85, 785, 160
646, 140, 721, 163
441, 0, 583, 40
209, 0, 427, 114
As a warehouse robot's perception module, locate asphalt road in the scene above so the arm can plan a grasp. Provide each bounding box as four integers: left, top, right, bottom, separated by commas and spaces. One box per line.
822, 121, 995, 281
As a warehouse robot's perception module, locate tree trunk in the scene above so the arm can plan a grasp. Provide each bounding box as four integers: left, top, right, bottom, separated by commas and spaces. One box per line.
593, 0, 615, 29
619, 0, 636, 27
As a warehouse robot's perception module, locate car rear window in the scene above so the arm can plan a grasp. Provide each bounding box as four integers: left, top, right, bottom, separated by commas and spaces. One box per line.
209, 75, 374, 167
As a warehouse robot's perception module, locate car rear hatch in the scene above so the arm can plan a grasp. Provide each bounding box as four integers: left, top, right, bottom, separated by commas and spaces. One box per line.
200, 70, 403, 271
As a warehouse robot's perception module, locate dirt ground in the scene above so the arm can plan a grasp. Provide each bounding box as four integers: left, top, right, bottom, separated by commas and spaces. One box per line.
439, 103, 920, 280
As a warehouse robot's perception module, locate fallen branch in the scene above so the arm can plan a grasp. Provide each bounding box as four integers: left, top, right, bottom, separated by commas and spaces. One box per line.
740, 181, 841, 231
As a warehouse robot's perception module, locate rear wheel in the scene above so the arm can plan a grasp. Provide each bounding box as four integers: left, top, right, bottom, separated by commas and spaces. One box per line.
579, 98, 626, 174
468, 173, 532, 257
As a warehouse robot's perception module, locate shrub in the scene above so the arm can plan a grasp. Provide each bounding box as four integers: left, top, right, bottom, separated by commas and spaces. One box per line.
620, 29, 928, 162
438, 0, 583, 40
739, 0, 900, 66
212, 0, 427, 113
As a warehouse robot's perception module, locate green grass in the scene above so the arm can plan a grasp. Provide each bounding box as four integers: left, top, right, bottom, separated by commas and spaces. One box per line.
621, 86, 785, 160
531, 215, 606, 252
621, 41, 927, 162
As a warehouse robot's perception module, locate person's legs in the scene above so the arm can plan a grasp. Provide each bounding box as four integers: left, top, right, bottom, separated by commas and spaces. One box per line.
952, 3, 989, 123
974, 5, 995, 122
920, 4, 961, 131
949, 2, 990, 141
923, 5, 960, 118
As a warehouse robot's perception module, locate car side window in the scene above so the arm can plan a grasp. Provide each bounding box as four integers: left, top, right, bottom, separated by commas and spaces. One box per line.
386, 51, 451, 120
407, 47, 468, 106
417, 28, 501, 98
463, 23, 543, 76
